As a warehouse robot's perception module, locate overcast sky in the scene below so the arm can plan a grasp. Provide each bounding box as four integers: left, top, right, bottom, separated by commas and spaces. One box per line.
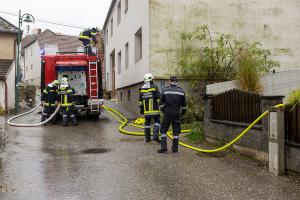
0, 0, 111, 36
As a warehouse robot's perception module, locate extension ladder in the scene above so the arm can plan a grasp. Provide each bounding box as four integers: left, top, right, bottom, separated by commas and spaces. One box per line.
88, 61, 100, 112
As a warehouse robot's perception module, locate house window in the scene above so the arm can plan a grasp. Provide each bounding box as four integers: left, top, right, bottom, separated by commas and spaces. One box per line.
127, 90, 131, 101
117, 1, 121, 25
31, 64, 33, 70
110, 18, 113, 37
125, 42, 129, 69
124, 0, 128, 13
120, 91, 123, 101
118, 51, 122, 74
30, 46, 33, 56
135, 27, 142, 62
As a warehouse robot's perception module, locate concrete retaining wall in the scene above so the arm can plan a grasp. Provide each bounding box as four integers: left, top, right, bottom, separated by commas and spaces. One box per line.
204, 94, 283, 161
286, 144, 300, 173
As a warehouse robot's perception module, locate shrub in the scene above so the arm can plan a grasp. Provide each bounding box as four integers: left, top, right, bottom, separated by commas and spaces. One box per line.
286, 87, 300, 111
185, 121, 204, 143
181, 96, 203, 123
235, 51, 263, 94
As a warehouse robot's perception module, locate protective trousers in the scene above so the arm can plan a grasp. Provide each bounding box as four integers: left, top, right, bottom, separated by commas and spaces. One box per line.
41, 106, 56, 122
79, 38, 93, 55
160, 115, 181, 152
61, 106, 77, 126
144, 115, 160, 141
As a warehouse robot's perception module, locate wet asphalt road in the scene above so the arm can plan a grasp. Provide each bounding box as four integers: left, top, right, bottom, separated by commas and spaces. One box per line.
1, 104, 300, 200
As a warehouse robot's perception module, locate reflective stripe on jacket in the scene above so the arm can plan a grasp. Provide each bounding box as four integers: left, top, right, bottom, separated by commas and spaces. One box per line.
139, 82, 160, 116
58, 87, 75, 107
159, 85, 187, 116
41, 84, 58, 107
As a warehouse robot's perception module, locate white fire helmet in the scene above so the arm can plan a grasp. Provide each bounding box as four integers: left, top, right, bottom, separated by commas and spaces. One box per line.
144, 73, 153, 82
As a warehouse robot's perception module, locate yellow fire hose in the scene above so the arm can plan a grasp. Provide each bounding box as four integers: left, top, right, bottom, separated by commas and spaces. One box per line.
102, 104, 284, 153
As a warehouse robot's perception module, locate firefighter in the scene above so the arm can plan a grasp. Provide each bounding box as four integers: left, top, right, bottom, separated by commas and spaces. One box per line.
158, 76, 187, 153
79, 27, 100, 55
139, 73, 161, 143
58, 79, 78, 126
41, 80, 60, 123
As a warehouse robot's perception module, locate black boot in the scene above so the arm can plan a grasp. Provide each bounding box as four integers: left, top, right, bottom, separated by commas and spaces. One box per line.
145, 128, 151, 142
63, 115, 68, 126
153, 123, 161, 143
70, 115, 78, 126
172, 139, 179, 153
158, 137, 167, 153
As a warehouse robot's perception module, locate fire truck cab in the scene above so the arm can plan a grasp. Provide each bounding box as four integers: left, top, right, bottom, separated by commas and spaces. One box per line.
41, 52, 103, 118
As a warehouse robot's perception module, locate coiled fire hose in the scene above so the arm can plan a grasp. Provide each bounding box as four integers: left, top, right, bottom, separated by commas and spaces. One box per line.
7, 103, 61, 127
102, 104, 284, 153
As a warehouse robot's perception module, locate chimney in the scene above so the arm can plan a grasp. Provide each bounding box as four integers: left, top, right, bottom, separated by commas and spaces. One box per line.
37, 29, 42, 35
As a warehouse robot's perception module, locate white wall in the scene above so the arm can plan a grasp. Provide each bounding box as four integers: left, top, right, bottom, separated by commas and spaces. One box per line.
6, 61, 15, 110
23, 41, 41, 87
0, 81, 5, 109
207, 69, 300, 103
104, 0, 150, 90
149, 0, 300, 78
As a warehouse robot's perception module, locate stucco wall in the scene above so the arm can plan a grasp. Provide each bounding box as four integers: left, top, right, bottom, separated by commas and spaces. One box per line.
0, 81, 5, 109
0, 33, 16, 60
23, 41, 41, 87
104, 0, 150, 90
6, 61, 15, 110
149, 0, 300, 78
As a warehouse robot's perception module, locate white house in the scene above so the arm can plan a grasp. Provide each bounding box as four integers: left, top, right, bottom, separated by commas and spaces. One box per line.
21, 29, 81, 87
0, 60, 15, 112
103, 0, 300, 114
0, 16, 19, 112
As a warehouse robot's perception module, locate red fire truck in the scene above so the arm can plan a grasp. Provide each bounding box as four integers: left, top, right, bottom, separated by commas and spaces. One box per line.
41, 52, 103, 118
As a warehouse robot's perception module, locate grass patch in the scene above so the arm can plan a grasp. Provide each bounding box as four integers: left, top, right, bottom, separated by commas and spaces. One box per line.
185, 121, 204, 143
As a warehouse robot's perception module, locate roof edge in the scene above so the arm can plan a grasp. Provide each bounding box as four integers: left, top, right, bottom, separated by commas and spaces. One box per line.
103, 0, 116, 30
0, 16, 19, 34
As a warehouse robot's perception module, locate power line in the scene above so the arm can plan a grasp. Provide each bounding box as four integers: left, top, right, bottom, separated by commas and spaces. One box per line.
0, 9, 88, 29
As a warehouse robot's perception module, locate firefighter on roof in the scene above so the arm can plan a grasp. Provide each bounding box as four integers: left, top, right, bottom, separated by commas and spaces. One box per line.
139, 73, 161, 143
158, 76, 187, 153
58, 78, 78, 126
41, 80, 60, 123
79, 27, 100, 56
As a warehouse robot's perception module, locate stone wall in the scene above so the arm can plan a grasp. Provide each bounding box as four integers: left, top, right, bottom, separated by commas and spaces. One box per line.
19, 83, 36, 108
204, 95, 283, 160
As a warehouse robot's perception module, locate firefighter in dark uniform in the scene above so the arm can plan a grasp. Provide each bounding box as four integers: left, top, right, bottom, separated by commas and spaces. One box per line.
58, 78, 78, 126
158, 76, 187, 153
139, 73, 161, 143
41, 80, 60, 123
79, 27, 100, 55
